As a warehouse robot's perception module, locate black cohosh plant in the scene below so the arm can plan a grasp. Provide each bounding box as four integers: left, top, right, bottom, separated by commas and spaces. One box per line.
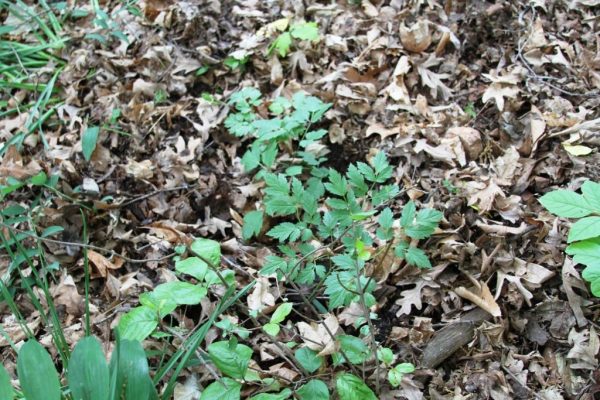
224, 88, 442, 396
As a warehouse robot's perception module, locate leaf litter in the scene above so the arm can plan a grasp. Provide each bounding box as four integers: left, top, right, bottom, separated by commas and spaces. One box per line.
1, 0, 599, 398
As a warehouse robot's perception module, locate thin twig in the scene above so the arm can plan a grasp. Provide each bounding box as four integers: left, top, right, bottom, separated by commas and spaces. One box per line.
0, 222, 175, 263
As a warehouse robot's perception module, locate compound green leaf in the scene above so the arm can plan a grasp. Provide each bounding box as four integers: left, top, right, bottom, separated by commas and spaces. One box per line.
338, 335, 369, 365
539, 190, 595, 218
267, 222, 301, 242
405, 247, 432, 269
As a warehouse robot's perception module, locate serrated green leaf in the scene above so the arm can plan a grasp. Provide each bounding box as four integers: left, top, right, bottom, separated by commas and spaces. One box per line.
243, 210, 264, 240
82, 126, 100, 161
566, 238, 600, 269
405, 208, 442, 239
290, 22, 320, 41
265, 196, 297, 216
405, 247, 431, 268
207, 341, 253, 379
400, 201, 416, 228
297, 379, 329, 400
539, 190, 595, 218
325, 169, 347, 196
378, 207, 394, 230
18, 340, 61, 400
582, 181, 600, 211
260, 255, 288, 276
200, 378, 241, 400
267, 222, 302, 242
567, 216, 600, 243
294, 348, 322, 373
335, 373, 376, 400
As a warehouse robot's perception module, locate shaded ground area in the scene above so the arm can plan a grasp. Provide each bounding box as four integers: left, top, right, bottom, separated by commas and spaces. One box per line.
1, 0, 599, 398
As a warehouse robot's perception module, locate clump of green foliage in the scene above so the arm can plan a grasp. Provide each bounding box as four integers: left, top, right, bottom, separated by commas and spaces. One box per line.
540, 181, 600, 297
224, 88, 442, 396
0, 336, 157, 400
267, 21, 320, 57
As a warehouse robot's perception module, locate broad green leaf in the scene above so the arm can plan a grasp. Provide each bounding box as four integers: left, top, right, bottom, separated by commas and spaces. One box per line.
69, 336, 109, 400
270, 32, 292, 57
539, 190, 595, 218
568, 216, 600, 243
290, 22, 319, 41
109, 340, 153, 400
243, 210, 264, 240
41, 225, 64, 237
270, 303, 293, 324
267, 222, 302, 242
200, 378, 241, 400
17, 340, 61, 400
249, 388, 292, 400
263, 323, 280, 336
335, 373, 376, 400
30, 171, 47, 186
175, 257, 208, 281
82, 126, 100, 161
260, 255, 288, 277
566, 238, 600, 269
190, 238, 221, 266
377, 347, 394, 366
0, 364, 14, 400
297, 379, 329, 400
117, 306, 158, 341
388, 363, 415, 387
294, 347, 322, 373
338, 335, 369, 364
150, 281, 207, 306
405, 247, 432, 269
582, 181, 600, 211
207, 341, 253, 379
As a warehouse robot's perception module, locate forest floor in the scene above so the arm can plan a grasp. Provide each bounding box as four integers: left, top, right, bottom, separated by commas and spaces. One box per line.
1, 0, 600, 399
